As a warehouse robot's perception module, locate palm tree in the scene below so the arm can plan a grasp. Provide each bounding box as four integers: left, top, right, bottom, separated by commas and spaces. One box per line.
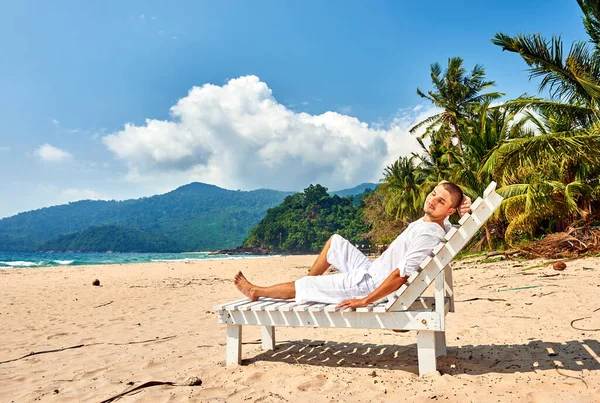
380, 156, 424, 225
490, 0, 600, 172
410, 57, 504, 154
483, 107, 598, 241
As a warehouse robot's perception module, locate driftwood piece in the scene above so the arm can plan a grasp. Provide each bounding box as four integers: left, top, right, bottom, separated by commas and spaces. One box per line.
570, 307, 600, 331
100, 381, 177, 403
0, 343, 101, 365
0, 336, 178, 365
107, 335, 176, 345
456, 297, 506, 302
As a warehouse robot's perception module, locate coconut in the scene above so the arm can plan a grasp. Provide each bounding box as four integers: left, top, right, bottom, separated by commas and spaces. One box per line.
552, 261, 567, 271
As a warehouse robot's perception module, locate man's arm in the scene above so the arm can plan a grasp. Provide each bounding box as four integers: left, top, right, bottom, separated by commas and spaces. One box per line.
336, 269, 407, 309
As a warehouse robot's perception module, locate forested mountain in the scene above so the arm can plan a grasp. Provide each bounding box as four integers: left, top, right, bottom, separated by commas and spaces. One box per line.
0, 182, 371, 252
330, 183, 378, 197
242, 184, 369, 253
0, 183, 292, 252
39, 225, 182, 253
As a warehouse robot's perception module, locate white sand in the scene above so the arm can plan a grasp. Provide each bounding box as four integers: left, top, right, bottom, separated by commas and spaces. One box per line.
1, 255, 599, 402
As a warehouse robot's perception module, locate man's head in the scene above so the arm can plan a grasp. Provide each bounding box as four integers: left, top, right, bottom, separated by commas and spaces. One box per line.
423, 182, 464, 222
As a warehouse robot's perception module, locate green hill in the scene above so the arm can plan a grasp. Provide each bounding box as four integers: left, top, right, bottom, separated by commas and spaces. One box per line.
40, 225, 182, 253
0, 183, 292, 252
242, 184, 369, 253
330, 182, 378, 197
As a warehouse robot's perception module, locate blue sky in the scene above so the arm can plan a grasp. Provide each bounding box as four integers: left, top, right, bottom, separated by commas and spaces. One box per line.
0, 0, 587, 218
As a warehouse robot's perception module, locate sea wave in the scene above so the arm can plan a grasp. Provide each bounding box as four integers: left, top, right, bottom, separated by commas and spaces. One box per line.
0, 260, 45, 267
53, 260, 74, 265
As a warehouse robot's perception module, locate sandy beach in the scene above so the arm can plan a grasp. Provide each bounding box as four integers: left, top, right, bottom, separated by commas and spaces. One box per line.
1, 255, 599, 402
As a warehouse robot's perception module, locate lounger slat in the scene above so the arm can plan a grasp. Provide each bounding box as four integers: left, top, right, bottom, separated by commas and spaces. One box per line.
214, 298, 249, 311
483, 181, 497, 197
458, 212, 471, 225
419, 256, 433, 270
356, 305, 375, 313
238, 299, 269, 311
324, 304, 339, 312
308, 303, 328, 312
470, 197, 483, 211
220, 299, 252, 311
392, 284, 409, 298
264, 301, 290, 311
293, 302, 318, 311
251, 300, 280, 311
444, 227, 458, 241
278, 301, 301, 311
431, 243, 445, 255
407, 271, 420, 283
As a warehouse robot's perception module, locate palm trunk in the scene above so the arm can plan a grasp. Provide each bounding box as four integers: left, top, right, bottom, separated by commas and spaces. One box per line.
485, 223, 493, 250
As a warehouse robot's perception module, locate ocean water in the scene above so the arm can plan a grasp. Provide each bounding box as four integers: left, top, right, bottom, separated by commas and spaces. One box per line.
0, 251, 271, 268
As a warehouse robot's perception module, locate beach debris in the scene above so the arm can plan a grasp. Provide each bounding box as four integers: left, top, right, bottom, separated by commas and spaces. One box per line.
100, 381, 178, 403
498, 285, 540, 292
570, 307, 600, 331
456, 297, 506, 302
555, 368, 589, 389
552, 261, 567, 271
517, 225, 600, 258
92, 279, 100, 286
547, 347, 558, 357
107, 335, 177, 345
183, 376, 202, 386
369, 370, 377, 377
94, 301, 114, 308
0, 343, 101, 365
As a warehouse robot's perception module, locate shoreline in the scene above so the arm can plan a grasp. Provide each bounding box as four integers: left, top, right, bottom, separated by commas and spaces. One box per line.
0, 251, 292, 270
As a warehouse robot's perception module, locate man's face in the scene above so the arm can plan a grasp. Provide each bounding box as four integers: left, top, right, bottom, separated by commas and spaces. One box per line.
423, 186, 457, 220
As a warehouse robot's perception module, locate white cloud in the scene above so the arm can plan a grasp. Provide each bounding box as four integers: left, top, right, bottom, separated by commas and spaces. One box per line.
103, 75, 437, 191
139, 14, 145, 20
0, 146, 9, 151
172, 35, 178, 40
51, 119, 60, 127
34, 143, 73, 163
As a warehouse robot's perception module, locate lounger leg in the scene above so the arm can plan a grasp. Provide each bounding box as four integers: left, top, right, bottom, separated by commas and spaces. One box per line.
226, 325, 242, 365
435, 331, 447, 357
261, 326, 275, 350
417, 330, 437, 376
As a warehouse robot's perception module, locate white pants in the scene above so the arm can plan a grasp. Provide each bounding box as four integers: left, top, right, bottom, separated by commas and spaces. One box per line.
295, 234, 376, 304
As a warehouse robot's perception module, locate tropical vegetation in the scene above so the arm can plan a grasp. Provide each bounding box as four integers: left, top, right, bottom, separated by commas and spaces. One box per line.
363, 0, 600, 250
242, 184, 370, 253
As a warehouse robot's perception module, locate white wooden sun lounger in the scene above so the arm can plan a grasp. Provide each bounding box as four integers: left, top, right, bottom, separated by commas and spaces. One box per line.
214, 182, 503, 376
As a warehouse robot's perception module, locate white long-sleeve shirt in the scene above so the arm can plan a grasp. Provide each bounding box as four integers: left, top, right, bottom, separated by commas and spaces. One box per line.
367, 218, 448, 288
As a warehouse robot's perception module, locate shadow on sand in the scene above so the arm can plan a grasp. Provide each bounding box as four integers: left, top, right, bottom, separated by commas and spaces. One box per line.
245, 338, 600, 376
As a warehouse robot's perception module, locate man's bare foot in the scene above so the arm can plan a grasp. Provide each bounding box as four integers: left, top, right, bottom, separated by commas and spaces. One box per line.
234, 271, 259, 301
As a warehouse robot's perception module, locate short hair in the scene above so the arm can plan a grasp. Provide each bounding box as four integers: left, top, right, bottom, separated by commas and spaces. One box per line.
439, 182, 463, 209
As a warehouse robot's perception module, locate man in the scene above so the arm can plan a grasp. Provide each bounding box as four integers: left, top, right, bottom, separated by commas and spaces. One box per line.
234, 182, 468, 310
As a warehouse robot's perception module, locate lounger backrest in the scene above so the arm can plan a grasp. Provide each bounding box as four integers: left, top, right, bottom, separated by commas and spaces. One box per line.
383, 182, 503, 311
